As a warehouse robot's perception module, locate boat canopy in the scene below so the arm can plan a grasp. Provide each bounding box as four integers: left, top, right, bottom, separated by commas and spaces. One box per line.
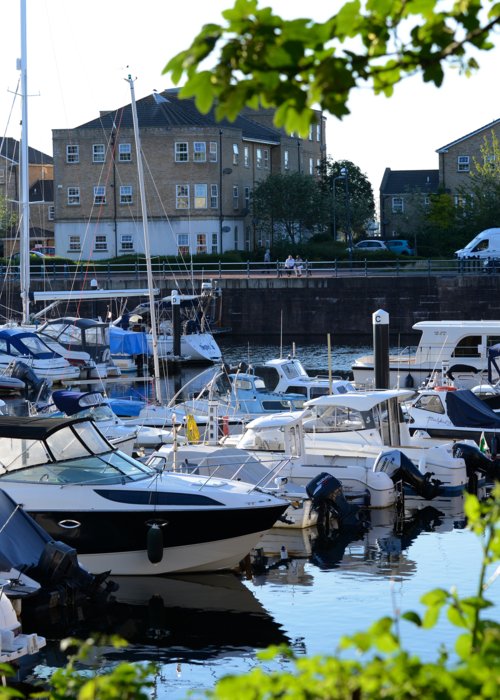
52, 390, 106, 416
109, 325, 150, 355
445, 389, 500, 429
305, 389, 415, 412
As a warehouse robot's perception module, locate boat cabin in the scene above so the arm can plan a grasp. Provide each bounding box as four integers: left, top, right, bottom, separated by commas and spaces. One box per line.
37, 317, 111, 365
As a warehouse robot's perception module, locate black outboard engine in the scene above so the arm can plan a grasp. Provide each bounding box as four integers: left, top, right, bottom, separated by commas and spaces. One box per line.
374, 449, 442, 500
10, 360, 51, 404
452, 442, 500, 481
306, 472, 364, 531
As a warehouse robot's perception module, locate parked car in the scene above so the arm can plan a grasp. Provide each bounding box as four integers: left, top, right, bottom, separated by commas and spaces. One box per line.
351, 239, 389, 253
385, 239, 415, 256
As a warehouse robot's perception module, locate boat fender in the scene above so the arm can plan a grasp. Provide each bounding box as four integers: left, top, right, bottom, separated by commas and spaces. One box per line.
404, 373, 415, 388
435, 386, 457, 391
222, 416, 229, 436
146, 521, 166, 564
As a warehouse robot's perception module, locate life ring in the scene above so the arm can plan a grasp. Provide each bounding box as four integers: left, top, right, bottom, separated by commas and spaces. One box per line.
435, 386, 457, 391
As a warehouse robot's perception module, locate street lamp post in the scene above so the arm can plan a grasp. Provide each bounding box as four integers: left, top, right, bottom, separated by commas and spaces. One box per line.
341, 167, 353, 259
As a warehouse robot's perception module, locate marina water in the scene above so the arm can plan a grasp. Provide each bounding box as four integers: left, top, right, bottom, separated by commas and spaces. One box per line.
22, 341, 500, 698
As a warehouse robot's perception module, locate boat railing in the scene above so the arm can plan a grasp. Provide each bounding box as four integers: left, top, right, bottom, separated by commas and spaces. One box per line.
172, 452, 295, 494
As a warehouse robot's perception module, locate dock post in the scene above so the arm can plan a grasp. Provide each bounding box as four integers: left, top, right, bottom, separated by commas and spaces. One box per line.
373, 309, 390, 389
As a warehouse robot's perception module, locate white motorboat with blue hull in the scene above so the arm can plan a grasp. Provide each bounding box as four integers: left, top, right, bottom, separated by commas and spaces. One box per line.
0, 328, 80, 383
0, 416, 287, 576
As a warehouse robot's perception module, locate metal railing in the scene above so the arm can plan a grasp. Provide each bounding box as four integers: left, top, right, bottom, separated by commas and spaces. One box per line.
0, 256, 488, 283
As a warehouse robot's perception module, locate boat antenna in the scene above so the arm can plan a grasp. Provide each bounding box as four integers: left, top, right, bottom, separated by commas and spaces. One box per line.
280, 310, 283, 359
20, 0, 30, 324
127, 74, 162, 403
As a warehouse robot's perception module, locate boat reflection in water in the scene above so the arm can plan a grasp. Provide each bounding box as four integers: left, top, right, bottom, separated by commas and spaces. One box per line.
251, 494, 470, 584
25, 572, 288, 667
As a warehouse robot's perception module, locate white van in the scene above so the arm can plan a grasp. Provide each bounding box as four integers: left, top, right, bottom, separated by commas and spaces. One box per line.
455, 228, 500, 260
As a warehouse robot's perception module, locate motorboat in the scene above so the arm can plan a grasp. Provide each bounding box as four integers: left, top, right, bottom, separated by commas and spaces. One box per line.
0, 328, 80, 383
0, 415, 288, 575
113, 283, 223, 365
352, 320, 500, 389
50, 389, 176, 455
36, 317, 120, 379
405, 385, 500, 448
252, 355, 355, 400
134, 365, 306, 429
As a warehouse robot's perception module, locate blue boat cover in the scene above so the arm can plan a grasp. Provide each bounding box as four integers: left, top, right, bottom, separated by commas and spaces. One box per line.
109, 326, 150, 355
445, 389, 500, 429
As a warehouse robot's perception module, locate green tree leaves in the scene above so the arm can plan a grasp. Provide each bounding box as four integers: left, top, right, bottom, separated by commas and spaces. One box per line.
163, 0, 500, 135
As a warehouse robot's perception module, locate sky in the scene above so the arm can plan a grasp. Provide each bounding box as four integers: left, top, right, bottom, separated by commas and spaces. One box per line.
1, 0, 499, 203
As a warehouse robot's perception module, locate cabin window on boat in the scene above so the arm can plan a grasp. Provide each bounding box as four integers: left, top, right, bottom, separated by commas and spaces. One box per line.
487, 336, 500, 348
305, 406, 366, 432
193, 142, 207, 162
118, 143, 132, 162
66, 144, 79, 163
0, 439, 49, 473
285, 386, 307, 397
452, 335, 481, 358
67, 187, 80, 206
412, 395, 445, 414
92, 144, 105, 163
176, 185, 189, 209
19, 336, 55, 358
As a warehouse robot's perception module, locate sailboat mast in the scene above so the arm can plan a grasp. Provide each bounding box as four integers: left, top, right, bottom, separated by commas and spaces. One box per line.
20, 0, 30, 324
127, 75, 162, 403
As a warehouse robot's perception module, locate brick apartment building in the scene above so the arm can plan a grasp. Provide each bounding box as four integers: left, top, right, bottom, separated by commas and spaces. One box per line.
52, 89, 326, 260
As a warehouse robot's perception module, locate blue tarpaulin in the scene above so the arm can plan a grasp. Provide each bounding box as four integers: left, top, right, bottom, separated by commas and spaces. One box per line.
109, 326, 150, 356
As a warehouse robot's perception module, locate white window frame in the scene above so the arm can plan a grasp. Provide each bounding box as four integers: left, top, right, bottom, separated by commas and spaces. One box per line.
196, 233, 207, 254
93, 185, 106, 205
256, 148, 263, 169
176, 184, 189, 209
94, 235, 108, 252
263, 148, 269, 169
177, 233, 190, 255
175, 142, 188, 162
209, 142, 218, 162
211, 233, 218, 254
194, 183, 208, 209
67, 187, 80, 205
69, 235, 81, 252
232, 185, 239, 209
93, 144, 105, 163
48, 205, 55, 221
309, 157, 314, 175
284, 150, 289, 170
316, 123, 321, 142
193, 142, 207, 162
118, 143, 131, 162
232, 143, 239, 165
119, 185, 133, 204
210, 184, 218, 209
392, 196, 404, 214
66, 145, 79, 163
244, 186, 250, 209
244, 146, 250, 167
120, 234, 134, 251
457, 155, 470, 172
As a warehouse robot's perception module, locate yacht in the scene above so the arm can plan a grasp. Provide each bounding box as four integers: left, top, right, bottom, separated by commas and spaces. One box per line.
0, 415, 288, 575
352, 320, 500, 389
0, 328, 80, 383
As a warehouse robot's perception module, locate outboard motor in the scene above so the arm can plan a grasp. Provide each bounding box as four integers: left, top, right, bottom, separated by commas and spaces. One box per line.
10, 360, 52, 404
452, 442, 500, 481
374, 449, 442, 500
306, 472, 365, 531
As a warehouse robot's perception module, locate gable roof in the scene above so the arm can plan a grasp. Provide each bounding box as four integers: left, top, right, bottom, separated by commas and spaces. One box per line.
380, 168, 439, 195
0, 137, 53, 165
78, 88, 282, 145
436, 118, 500, 153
